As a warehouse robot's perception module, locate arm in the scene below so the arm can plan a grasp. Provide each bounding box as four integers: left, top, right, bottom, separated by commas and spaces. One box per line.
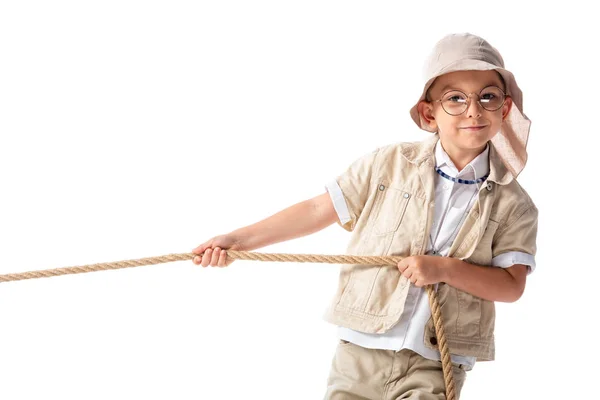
194, 147, 378, 267
441, 204, 538, 302
233, 146, 381, 247
231, 192, 339, 251
440, 258, 528, 303
398, 206, 537, 302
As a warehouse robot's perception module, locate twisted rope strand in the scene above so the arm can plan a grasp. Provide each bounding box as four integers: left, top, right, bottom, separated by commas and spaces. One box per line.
0, 250, 455, 400
426, 285, 456, 400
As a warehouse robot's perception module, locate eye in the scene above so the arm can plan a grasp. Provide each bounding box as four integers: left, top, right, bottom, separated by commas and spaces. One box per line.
479, 86, 504, 104
480, 93, 496, 102
443, 92, 467, 103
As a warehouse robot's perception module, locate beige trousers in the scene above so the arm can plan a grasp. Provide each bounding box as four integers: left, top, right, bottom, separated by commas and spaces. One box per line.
324, 340, 468, 400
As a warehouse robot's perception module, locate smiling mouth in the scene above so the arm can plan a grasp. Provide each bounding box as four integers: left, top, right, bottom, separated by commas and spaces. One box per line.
460, 125, 487, 131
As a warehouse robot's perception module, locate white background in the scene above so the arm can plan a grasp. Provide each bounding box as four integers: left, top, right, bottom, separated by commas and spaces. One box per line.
1, 1, 598, 399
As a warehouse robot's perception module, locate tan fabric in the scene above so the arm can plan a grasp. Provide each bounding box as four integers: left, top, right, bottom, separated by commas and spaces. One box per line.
324, 340, 467, 399
409, 33, 531, 178
323, 134, 538, 361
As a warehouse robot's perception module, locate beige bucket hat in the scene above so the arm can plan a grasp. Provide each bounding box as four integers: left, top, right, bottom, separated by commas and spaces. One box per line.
409, 33, 531, 178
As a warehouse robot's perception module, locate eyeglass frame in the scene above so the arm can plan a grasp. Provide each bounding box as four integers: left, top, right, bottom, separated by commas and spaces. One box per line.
431, 85, 508, 116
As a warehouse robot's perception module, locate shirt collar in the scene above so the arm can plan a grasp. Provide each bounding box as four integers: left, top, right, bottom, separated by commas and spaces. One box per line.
398, 133, 513, 185
434, 140, 490, 180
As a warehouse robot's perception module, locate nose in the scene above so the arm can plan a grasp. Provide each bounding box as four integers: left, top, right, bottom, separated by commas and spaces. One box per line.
466, 94, 482, 118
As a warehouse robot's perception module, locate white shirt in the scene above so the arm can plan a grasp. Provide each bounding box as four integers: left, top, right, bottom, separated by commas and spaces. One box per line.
325, 141, 536, 369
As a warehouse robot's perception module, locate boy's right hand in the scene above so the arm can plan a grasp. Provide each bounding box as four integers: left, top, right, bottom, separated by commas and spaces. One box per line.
191, 234, 244, 268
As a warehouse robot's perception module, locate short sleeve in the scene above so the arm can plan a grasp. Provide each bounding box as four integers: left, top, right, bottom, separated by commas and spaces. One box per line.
492, 205, 539, 275
491, 251, 536, 274
324, 148, 380, 232
325, 180, 352, 228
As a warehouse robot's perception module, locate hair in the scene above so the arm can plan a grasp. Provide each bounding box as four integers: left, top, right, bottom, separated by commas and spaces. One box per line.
424, 70, 507, 102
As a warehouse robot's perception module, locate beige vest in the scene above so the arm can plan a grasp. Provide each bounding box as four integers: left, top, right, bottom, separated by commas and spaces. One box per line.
324, 134, 538, 361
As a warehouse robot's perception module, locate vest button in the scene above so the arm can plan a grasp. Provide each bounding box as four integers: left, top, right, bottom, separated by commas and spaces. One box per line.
430, 337, 438, 345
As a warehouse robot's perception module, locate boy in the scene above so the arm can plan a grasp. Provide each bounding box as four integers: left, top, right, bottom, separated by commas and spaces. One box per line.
191, 33, 538, 399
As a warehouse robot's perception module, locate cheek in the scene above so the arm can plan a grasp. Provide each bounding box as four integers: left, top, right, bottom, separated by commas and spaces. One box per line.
433, 112, 458, 131
487, 112, 505, 128
432, 108, 447, 122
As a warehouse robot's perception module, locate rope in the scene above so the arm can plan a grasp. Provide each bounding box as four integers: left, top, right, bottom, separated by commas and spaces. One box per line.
426, 284, 456, 400
0, 250, 456, 399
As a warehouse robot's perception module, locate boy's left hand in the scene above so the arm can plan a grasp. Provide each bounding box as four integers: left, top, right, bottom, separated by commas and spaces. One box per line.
397, 255, 447, 288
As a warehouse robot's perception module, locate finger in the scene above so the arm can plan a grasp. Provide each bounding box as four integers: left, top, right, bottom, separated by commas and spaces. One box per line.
402, 269, 412, 279
210, 247, 221, 266
192, 244, 206, 255
192, 245, 207, 264
201, 248, 213, 267
217, 248, 228, 267
397, 261, 406, 272
193, 241, 214, 259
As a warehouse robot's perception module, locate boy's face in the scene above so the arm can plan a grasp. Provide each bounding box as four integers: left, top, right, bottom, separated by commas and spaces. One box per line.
418, 70, 513, 157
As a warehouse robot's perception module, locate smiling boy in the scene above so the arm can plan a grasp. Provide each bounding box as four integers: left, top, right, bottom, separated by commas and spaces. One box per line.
192, 33, 538, 399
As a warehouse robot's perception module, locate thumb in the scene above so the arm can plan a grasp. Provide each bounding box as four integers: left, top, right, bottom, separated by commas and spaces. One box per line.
192, 241, 212, 255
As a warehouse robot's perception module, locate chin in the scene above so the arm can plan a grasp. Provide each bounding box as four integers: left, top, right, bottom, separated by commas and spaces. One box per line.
456, 137, 489, 151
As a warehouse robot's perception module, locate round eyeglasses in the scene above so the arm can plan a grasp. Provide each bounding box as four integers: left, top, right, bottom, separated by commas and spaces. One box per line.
433, 86, 506, 116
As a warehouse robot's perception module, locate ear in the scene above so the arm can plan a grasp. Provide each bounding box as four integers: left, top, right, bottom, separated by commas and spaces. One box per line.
417, 100, 438, 131
502, 96, 513, 121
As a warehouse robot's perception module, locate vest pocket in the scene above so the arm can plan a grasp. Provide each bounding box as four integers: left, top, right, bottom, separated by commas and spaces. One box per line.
371, 183, 411, 235
456, 290, 482, 337
424, 284, 492, 345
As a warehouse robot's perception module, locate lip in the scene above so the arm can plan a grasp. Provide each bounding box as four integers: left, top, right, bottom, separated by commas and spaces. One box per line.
460, 125, 487, 131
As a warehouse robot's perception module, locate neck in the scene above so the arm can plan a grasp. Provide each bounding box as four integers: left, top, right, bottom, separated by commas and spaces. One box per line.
439, 138, 487, 172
